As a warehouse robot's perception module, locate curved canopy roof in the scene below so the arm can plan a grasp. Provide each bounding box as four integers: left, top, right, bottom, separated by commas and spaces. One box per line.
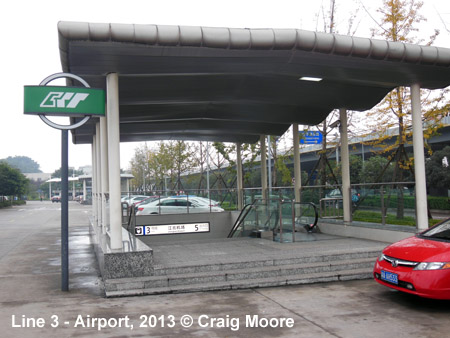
58, 21, 450, 144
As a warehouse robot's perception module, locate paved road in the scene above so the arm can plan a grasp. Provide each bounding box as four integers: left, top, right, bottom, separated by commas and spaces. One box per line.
0, 201, 449, 337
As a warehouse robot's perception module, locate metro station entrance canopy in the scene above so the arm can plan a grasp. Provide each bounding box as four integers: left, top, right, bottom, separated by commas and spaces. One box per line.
58, 21, 450, 145
57, 21, 450, 252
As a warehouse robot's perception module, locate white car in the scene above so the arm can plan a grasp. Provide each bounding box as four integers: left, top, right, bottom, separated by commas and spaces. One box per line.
121, 195, 147, 204
128, 195, 151, 205
191, 196, 220, 207
121, 195, 133, 203
133, 196, 160, 206
136, 197, 224, 215
171, 195, 220, 207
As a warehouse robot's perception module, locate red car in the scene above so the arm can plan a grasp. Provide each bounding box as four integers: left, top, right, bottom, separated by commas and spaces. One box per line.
374, 218, 450, 300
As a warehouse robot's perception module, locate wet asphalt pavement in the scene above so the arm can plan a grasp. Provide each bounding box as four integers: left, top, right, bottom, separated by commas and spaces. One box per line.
0, 201, 449, 338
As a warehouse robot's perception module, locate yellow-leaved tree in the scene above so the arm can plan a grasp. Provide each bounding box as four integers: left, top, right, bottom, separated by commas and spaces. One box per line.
364, 0, 449, 219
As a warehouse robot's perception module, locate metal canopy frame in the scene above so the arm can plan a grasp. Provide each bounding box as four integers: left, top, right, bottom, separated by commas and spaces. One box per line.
58, 22, 450, 144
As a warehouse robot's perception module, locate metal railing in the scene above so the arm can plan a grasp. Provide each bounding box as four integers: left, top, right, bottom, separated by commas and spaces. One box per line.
122, 182, 417, 225
121, 189, 239, 213
351, 182, 416, 225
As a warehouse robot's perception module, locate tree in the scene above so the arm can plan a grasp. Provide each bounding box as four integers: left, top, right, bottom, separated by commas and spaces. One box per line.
129, 141, 196, 193
0, 156, 41, 173
0, 162, 28, 198
209, 142, 232, 195
314, 0, 363, 36
267, 136, 293, 187
359, 155, 394, 183
50, 167, 84, 178
302, 110, 361, 190
426, 146, 450, 194
148, 142, 173, 191
331, 155, 364, 184
129, 143, 150, 192
363, 0, 447, 218
190, 142, 209, 191
170, 140, 195, 191
309, 0, 363, 194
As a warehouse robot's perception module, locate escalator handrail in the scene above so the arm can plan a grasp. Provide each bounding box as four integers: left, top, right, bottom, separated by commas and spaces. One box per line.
228, 200, 319, 238
229, 198, 286, 237
227, 202, 257, 238
294, 202, 318, 229
126, 203, 136, 231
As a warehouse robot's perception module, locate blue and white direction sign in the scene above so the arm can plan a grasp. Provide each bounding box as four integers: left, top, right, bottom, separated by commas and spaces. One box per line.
299, 131, 323, 144
135, 222, 210, 236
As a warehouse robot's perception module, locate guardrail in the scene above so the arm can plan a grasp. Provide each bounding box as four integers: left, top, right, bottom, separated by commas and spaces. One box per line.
123, 182, 418, 224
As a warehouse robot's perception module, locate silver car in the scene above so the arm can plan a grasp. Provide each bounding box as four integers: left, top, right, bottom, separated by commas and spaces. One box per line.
136, 197, 224, 215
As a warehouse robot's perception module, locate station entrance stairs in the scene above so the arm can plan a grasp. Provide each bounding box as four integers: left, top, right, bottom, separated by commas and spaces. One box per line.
104, 199, 384, 297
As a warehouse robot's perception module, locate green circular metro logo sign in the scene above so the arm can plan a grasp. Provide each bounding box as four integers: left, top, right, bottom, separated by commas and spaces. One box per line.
24, 85, 105, 117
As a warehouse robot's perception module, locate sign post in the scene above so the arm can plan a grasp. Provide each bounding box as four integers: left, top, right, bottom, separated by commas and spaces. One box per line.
61, 129, 69, 291
24, 73, 105, 291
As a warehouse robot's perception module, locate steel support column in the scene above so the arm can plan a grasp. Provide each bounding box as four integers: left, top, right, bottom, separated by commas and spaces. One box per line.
72, 177, 76, 200
293, 124, 301, 203
100, 116, 109, 234
411, 83, 428, 230
260, 135, 268, 200
95, 123, 102, 230
91, 137, 98, 225
106, 73, 122, 250
236, 142, 244, 210
83, 178, 86, 202
339, 108, 351, 223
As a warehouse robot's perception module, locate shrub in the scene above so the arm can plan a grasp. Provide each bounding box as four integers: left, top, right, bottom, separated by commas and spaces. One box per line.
428, 196, 450, 210
0, 199, 26, 208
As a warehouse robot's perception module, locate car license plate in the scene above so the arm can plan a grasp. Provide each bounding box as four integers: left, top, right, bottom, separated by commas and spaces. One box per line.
381, 270, 398, 285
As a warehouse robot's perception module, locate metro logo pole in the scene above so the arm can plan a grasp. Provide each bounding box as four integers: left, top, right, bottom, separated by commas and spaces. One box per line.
24, 73, 105, 292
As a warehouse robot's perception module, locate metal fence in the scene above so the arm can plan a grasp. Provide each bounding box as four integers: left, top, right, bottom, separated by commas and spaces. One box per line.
122, 181, 417, 224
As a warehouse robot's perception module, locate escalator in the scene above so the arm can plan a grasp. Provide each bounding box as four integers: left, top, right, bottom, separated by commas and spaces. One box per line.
228, 199, 318, 242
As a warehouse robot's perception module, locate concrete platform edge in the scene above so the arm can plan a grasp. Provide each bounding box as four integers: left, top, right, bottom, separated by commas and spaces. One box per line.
318, 221, 414, 243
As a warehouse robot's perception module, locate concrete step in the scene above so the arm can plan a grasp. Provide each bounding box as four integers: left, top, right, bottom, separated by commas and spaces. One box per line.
104, 256, 377, 296
151, 248, 381, 276
106, 267, 373, 297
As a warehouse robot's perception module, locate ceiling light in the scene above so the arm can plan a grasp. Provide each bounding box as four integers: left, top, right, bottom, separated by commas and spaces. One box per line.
299, 76, 322, 82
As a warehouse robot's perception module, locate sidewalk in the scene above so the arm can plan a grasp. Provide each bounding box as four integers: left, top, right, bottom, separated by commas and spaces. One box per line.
1, 202, 449, 337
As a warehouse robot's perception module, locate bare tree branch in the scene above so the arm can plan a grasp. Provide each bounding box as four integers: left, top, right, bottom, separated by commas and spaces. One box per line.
358, 0, 389, 35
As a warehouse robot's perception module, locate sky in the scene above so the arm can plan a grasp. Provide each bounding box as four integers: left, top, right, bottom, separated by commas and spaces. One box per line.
0, 0, 449, 173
